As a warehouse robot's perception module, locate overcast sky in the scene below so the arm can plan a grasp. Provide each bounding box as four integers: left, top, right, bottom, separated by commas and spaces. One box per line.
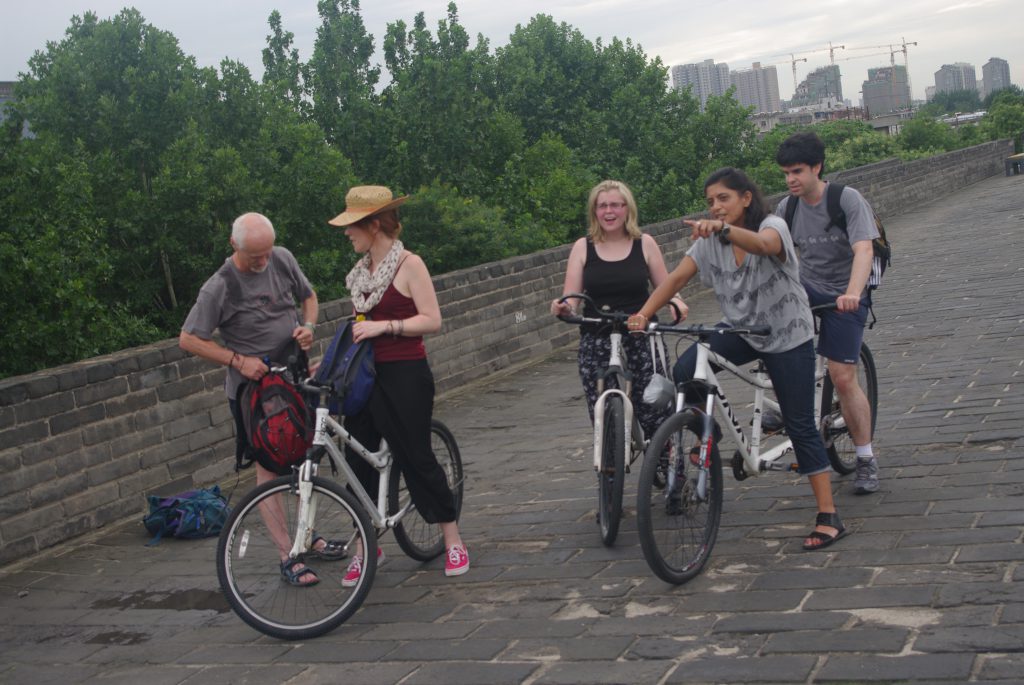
2, 0, 1022, 103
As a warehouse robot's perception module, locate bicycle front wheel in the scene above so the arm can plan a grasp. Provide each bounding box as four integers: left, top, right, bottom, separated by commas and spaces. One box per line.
598, 394, 627, 546
388, 420, 465, 561
217, 475, 377, 640
637, 410, 722, 585
821, 343, 878, 475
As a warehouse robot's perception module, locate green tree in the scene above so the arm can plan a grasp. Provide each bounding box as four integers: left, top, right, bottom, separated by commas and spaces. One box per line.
982, 85, 1024, 110
381, 4, 523, 199
496, 133, 598, 249
922, 89, 982, 116
398, 180, 512, 274
981, 100, 1024, 152
897, 115, 956, 154
832, 132, 898, 169
262, 10, 306, 112
305, 0, 381, 177
0, 136, 159, 377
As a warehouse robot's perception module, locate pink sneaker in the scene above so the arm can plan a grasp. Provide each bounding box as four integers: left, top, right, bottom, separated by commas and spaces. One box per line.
445, 544, 469, 577
341, 548, 383, 588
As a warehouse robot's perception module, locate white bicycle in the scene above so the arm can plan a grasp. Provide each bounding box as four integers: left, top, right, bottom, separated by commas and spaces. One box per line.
216, 366, 464, 639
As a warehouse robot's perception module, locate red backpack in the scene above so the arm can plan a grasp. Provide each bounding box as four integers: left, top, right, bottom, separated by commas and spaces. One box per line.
240, 373, 312, 475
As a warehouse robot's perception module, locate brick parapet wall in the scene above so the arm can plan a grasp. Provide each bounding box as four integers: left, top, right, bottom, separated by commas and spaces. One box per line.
0, 139, 1013, 564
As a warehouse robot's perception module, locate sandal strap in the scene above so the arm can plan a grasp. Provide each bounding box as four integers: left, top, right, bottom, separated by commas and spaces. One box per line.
280, 557, 317, 579
815, 511, 844, 530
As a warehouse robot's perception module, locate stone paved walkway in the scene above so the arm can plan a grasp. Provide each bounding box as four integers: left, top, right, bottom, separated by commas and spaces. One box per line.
1, 173, 1022, 684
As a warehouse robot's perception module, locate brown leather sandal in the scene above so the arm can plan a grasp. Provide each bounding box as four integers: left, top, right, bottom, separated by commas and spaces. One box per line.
802, 511, 847, 551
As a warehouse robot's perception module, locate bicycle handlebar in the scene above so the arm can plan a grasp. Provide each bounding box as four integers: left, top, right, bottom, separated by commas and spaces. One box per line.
552, 290, 688, 327
649, 322, 772, 338
556, 293, 633, 328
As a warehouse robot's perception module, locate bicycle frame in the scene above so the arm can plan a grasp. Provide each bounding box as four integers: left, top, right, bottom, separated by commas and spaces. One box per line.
286, 388, 413, 560
689, 340, 833, 478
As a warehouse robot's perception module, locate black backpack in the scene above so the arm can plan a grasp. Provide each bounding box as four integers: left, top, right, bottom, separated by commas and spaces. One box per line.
783, 182, 891, 290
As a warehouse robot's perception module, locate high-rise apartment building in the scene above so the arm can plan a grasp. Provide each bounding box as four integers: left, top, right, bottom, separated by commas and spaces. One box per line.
789, 65, 844, 108
730, 62, 782, 114
981, 58, 1012, 98
934, 62, 978, 94
862, 65, 911, 116
671, 59, 730, 111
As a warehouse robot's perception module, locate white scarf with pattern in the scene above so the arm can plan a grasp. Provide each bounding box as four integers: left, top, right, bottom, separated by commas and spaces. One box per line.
345, 240, 404, 314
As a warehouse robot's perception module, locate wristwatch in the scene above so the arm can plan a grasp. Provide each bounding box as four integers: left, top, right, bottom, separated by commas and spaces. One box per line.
718, 223, 732, 244
302, 321, 316, 332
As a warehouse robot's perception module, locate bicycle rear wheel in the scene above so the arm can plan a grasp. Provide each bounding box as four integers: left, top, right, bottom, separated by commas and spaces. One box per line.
388, 420, 464, 561
636, 410, 722, 585
821, 343, 878, 475
217, 475, 377, 640
598, 394, 626, 546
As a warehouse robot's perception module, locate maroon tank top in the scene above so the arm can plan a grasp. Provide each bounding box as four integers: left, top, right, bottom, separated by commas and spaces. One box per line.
364, 283, 426, 362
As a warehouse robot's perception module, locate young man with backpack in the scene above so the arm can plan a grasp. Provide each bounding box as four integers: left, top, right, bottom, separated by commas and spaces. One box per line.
775, 132, 880, 494
180, 212, 326, 585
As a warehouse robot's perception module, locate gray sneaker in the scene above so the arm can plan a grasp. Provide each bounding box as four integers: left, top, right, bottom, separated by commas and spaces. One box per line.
854, 456, 879, 494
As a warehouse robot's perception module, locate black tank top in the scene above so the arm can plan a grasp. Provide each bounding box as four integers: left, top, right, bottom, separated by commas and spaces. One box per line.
581, 239, 650, 326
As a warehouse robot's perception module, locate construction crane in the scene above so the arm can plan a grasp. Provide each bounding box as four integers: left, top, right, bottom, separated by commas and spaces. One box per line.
766, 43, 846, 94
782, 54, 809, 92
835, 51, 891, 63
771, 42, 846, 64
895, 37, 919, 99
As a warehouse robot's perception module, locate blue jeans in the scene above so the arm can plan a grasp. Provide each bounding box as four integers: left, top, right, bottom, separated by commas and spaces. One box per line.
673, 335, 830, 476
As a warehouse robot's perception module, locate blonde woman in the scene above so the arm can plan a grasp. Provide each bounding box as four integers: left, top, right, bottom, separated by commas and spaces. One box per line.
550, 180, 685, 448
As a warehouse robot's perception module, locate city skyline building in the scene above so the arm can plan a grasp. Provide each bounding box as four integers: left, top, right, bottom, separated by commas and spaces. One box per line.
670, 59, 730, 111
981, 57, 1012, 98
789, 65, 844, 108
862, 65, 911, 116
934, 62, 978, 94
730, 62, 782, 114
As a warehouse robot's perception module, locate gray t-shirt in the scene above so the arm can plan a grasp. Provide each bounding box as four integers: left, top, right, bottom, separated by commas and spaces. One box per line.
775, 183, 879, 297
687, 214, 814, 354
182, 246, 313, 399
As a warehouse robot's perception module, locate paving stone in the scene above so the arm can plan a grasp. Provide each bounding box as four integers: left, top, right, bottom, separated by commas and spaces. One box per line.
502, 634, 634, 662
712, 610, 850, 634
913, 625, 1024, 652
763, 627, 909, 653
532, 660, 675, 684
383, 637, 509, 661
816, 653, 975, 681
804, 586, 938, 611
978, 653, 1024, 680
662, 655, 817, 683
400, 662, 540, 685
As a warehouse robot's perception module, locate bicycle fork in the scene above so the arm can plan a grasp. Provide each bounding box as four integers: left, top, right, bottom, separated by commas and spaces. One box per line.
286, 403, 328, 560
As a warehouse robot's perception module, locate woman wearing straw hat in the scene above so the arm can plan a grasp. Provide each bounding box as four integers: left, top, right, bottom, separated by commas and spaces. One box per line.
328, 185, 468, 582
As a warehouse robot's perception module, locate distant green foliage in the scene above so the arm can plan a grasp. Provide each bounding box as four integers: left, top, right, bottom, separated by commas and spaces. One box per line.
919, 89, 983, 117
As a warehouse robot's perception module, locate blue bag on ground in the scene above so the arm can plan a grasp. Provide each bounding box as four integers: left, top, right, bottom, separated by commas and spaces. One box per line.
314, 320, 376, 416
143, 486, 230, 546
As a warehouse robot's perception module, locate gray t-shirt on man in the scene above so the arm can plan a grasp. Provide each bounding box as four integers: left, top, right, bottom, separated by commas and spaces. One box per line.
775, 183, 879, 298
182, 246, 313, 399
687, 214, 813, 354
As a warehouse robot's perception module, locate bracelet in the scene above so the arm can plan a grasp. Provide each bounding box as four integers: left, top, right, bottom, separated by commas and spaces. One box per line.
302, 321, 316, 332
397, 319, 404, 337
229, 352, 238, 369
386, 320, 394, 336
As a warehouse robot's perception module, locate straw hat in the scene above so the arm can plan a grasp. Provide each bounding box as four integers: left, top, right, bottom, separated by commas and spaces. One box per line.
328, 185, 409, 227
